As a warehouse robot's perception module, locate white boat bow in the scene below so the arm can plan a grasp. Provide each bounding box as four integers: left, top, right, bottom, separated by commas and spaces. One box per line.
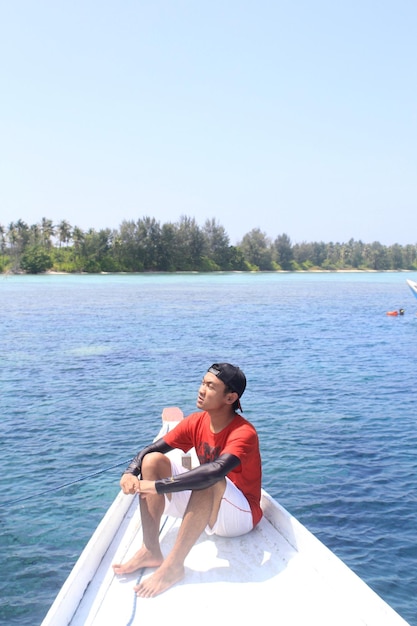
41, 410, 410, 626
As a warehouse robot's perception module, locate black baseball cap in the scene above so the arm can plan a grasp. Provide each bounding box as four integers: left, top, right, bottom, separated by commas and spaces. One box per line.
207, 363, 246, 410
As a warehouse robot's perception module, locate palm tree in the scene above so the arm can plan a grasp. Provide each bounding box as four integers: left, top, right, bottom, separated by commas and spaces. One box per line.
71, 226, 85, 268
0, 224, 6, 264
57, 220, 72, 247
41, 217, 55, 249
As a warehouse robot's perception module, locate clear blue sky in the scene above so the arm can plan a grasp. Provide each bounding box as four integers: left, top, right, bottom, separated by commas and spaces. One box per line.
1, 1, 416, 245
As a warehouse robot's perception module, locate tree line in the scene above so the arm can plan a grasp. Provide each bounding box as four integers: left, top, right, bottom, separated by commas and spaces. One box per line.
1, 216, 417, 274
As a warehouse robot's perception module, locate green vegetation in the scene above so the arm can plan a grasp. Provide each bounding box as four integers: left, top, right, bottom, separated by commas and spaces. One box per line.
1, 217, 417, 274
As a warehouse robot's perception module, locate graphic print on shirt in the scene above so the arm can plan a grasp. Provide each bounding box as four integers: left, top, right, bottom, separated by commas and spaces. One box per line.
196, 441, 221, 465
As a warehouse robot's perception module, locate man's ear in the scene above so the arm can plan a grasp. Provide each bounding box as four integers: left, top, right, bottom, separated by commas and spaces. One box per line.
225, 392, 238, 406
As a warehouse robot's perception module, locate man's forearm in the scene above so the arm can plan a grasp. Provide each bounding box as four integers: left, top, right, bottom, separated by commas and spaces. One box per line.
155, 454, 240, 494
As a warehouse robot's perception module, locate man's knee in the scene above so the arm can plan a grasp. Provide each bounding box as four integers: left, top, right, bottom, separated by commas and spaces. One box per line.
141, 452, 171, 479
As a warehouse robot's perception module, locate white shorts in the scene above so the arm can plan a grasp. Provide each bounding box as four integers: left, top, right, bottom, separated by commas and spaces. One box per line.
163, 460, 253, 538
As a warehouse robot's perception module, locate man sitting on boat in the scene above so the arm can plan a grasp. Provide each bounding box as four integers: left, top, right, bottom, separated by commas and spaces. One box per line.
112, 362, 262, 598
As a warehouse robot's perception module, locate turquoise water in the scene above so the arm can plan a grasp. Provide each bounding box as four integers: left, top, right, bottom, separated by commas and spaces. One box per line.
1, 272, 416, 625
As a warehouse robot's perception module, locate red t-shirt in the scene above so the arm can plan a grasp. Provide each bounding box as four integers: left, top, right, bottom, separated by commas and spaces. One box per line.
163, 411, 263, 526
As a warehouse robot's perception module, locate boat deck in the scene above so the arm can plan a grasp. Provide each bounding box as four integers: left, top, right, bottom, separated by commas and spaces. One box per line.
42, 489, 409, 626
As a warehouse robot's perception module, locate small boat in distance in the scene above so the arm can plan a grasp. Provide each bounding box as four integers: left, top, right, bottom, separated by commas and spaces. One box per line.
406, 279, 417, 300
41, 409, 410, 626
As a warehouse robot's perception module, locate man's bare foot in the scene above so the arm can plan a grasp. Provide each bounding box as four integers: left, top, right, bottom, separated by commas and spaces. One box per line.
134, 562, 184, 598
112, 546, 163, 576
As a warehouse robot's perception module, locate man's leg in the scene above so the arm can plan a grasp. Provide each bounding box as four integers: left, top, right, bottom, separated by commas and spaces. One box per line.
112, 452, 172, 575
134, 479, 226, 598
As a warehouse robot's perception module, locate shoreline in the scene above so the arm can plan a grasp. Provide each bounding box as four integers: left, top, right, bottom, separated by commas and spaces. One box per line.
1, 268, 416, 276
45, 268, 417, 275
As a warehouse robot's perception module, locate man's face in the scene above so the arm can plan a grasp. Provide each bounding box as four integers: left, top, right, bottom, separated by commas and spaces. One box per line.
196, 372, 235, 411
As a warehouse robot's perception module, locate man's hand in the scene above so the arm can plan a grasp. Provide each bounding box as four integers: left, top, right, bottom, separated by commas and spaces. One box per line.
120, 475, 157, 496
120, 473, 140, 494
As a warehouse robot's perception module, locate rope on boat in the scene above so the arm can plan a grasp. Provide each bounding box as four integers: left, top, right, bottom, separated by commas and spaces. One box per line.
1, 459, 132, 507
125, 567, 146, 626
124, 514, 169, 626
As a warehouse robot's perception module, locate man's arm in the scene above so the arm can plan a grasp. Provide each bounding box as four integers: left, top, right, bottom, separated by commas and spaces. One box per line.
123, 437, 174, 476
154, 453, 240, 494
119, 438, 174, 495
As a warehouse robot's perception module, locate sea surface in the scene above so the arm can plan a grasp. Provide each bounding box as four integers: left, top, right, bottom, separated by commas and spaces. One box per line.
0, 272, 416, 626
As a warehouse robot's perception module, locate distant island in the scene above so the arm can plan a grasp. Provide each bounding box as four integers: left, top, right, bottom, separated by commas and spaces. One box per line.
1, 216, 416, 274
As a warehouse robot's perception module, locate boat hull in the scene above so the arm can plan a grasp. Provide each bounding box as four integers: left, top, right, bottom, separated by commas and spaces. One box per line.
406, 279, 417, 299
